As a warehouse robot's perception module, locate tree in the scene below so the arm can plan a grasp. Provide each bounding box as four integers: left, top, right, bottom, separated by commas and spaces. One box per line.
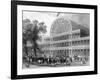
23, 19, 47, 58
23, 19, 31, 56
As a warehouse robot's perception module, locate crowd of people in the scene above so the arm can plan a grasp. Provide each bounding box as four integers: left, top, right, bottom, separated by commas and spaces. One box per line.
23, 55, 88, 67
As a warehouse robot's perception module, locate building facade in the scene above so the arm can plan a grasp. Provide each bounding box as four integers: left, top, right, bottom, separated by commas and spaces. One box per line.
39, 17, 90, 61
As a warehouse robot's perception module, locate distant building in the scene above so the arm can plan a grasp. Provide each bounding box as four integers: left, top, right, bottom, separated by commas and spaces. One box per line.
39, 17, 90, 59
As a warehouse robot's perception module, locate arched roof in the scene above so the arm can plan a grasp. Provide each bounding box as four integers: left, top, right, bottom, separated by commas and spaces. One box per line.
50, 17, 89, 36
50, 17, 72, 36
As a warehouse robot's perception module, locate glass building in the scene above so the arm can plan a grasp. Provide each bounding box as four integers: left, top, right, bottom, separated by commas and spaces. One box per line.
39, 17, 90, 60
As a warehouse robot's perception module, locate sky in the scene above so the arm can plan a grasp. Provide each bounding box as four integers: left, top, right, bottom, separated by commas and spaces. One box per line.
23, 11, 89, 36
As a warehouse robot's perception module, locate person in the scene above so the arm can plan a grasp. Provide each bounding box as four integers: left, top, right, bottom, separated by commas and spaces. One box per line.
25, 56, 30, 67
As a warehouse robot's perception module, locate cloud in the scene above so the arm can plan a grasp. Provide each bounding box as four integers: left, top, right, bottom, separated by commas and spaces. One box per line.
60, 13, 90, 28
71, 14, 90, 28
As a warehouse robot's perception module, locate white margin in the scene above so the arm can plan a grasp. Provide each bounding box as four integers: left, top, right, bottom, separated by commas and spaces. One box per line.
17, 5, 94, 75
